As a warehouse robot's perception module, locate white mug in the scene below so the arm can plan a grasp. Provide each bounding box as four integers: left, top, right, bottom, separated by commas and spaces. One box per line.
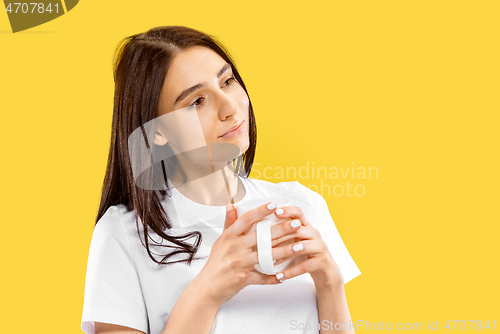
235, 198, 296, 275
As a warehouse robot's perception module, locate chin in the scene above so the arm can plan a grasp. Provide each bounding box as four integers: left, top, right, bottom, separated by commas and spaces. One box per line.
239, 141, 250, 156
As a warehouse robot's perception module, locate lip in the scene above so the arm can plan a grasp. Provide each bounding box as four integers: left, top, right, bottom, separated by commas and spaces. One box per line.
219, 120, 245, 138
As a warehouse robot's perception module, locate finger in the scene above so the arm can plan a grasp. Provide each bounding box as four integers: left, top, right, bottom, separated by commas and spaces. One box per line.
271, 224, 319, 248
273, 253, 306, 267
245, 239, 324, 269
224, 203, 237, 231
275, 257, 320, 282
274, 205, 311, 226
246, 270, 283, 286
241, 217, 303, 249
244, 249, 285, 267
271, 240, 324, 266
226, 201, 278, 236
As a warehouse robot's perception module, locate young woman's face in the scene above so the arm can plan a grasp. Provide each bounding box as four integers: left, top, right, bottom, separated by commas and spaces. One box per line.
156, 46, 250, 159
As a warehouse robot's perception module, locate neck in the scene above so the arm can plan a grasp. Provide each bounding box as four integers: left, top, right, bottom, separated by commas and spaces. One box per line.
170, 163, 244, 206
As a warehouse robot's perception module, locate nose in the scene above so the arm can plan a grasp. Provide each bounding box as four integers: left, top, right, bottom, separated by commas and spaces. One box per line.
216, 90, 240, 120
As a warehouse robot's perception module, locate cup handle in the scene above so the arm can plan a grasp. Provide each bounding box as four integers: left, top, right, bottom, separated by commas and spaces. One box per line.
256, 220, 274, 273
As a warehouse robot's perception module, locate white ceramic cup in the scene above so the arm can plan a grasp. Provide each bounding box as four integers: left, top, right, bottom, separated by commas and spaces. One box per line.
235, 198, 296, 275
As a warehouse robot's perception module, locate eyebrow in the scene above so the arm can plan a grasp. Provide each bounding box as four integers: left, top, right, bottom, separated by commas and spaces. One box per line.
173, 63, 232, 106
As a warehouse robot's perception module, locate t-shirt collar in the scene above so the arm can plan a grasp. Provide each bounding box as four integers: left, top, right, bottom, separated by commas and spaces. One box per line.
164, 175, 249, 229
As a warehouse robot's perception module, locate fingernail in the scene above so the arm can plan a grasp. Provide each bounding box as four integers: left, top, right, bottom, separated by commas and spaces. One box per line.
290, 220, 301, 228
273, 259, 277, 264
267, 202, 276, 210
276, 272, 284, 280
226, 204, 232, 212
293, 243, 303, 252
275, 208, 284, 215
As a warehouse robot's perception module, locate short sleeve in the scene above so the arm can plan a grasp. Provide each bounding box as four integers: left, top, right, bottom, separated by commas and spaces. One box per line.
81, 206, 148, 334
296, 182, 362, 284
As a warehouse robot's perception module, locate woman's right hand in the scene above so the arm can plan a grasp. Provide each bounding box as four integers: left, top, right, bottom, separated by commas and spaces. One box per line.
192, 201, 302, 306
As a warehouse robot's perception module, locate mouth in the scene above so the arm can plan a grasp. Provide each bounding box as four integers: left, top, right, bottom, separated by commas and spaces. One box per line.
219, 120, 245, 139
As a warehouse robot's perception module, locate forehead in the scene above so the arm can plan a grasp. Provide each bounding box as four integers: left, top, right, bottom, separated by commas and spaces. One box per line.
160, 46, 227, 105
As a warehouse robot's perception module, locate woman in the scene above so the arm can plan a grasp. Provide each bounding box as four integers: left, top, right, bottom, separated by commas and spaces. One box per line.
81, 25, 361, 334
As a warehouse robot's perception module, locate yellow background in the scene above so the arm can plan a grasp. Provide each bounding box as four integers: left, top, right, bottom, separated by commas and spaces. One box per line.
1, 1, 498, 333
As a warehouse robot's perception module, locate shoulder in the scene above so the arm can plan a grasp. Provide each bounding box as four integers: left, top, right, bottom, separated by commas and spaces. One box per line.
92, 204, 138, 244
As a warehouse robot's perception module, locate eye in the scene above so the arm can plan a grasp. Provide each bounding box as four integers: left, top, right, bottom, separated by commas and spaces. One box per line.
189, 97, 205, 108
222, 76, 236, 87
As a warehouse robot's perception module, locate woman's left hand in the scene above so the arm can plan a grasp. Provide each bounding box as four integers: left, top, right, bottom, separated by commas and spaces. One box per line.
271, 205, 344, 289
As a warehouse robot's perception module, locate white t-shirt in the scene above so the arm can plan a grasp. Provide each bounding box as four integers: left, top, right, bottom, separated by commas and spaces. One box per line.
81, 176, 361, 334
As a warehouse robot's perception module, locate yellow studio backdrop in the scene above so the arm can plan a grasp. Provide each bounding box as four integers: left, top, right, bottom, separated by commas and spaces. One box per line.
1, 1, 498, 333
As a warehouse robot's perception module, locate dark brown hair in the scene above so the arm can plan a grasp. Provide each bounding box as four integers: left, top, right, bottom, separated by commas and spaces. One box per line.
96, 26, 257, 266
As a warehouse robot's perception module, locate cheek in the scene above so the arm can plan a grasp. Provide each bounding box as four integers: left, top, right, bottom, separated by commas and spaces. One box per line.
231, 84, 249, 111
198, 114, 217, 140
238, 89, 250, 111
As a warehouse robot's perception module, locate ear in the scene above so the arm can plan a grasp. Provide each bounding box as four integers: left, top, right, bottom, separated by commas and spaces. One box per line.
153, 129, 168, 146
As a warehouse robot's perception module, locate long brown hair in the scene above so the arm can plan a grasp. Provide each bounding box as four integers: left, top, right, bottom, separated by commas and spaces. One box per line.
96, 26, 257, 266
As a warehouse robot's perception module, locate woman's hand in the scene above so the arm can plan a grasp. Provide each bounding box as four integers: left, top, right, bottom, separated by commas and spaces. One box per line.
194, 201, 300, 306
270, 206, 345, 290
